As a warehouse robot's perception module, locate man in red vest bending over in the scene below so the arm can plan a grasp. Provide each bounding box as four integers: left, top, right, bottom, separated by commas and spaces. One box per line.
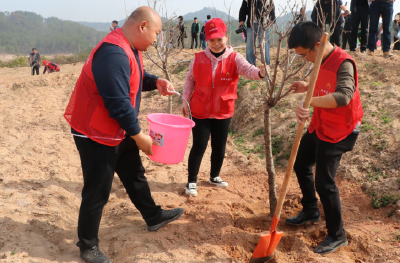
64, 6, 184, 263
42, 60, 60, 74
286, 21, 363, 256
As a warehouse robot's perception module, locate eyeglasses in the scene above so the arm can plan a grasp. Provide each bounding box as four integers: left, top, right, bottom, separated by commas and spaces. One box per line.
295, 49, 312, 61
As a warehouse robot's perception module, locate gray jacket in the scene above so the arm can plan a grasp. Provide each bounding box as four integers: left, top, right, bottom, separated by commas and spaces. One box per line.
29, 53, 41, 67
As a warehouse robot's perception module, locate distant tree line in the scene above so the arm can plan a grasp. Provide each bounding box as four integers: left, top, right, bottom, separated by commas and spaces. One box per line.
0, 11, 107, 54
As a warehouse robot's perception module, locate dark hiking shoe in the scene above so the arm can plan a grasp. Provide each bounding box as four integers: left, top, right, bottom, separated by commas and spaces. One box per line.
147, 208, 184, 231
80, 246, 111, 263
285, 210, 321, 226
313, 235, 348, 255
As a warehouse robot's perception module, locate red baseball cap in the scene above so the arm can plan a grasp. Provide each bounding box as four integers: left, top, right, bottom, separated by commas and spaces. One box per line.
205, 18, 227, 41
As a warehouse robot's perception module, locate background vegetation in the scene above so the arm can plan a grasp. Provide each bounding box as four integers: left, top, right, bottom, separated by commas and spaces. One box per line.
0, 11, 107, 54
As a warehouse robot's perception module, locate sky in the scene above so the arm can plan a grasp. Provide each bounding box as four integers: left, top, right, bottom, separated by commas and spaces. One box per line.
2, 0, 400, 23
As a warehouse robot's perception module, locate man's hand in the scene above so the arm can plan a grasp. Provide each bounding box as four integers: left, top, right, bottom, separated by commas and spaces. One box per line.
131, 132, 154, 156
295, 101, 310, 125
156, 78, 175, 96
181, 100, 189, 117
259, 65, 270, 78
239, 21, 244, 28
290, 81, 309, 93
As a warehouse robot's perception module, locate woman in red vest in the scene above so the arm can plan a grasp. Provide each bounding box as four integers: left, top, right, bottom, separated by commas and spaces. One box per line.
285, 21, 363, 256
42, 60, 60, 74
181, 18, 268, 197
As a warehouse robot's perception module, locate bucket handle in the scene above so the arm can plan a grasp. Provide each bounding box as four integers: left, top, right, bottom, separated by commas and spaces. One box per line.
151, 91, 193, 121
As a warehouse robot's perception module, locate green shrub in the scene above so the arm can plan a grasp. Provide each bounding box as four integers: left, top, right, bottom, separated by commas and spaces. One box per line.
238, 76, 252, 90
0, 56, 29, 68
252, 128, 264, 137
271, 135, 284, 155
371, 194, 400, 209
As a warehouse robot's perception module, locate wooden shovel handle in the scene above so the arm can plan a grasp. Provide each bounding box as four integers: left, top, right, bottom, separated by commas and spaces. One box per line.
274, 33, 329, 220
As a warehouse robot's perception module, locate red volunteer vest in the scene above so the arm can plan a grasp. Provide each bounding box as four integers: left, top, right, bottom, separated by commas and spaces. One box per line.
47, 62, 60, 72
191, 51, 239, 119
309, 47, 363, 143
64, 28, 143, 146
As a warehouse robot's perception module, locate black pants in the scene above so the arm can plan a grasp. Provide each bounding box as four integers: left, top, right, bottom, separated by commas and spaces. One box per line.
74, 136, 161, 250
342, 32, 351, 50
191, 33, 198, 49
177, 34, 185, 48
394, 37, 400, 51
350, 5, 369, 51
32, 65, 39, 75
330, 22, 344, 47
293, 131, 358, 238
188, 117, 231, 183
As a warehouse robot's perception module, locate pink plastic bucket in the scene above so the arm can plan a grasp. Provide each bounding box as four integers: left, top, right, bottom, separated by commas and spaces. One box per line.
147, 113, 195, 164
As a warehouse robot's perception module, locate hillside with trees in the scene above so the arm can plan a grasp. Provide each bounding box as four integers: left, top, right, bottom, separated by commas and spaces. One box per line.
0, 11, 107, 54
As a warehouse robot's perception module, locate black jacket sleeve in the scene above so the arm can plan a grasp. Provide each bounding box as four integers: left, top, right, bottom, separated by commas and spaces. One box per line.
142, 70, 158, 92
239, 0, 248, 22
269, 0, 276, 21
92, 43, 141, 136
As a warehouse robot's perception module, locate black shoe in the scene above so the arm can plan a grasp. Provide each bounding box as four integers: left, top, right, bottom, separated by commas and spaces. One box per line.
147, 208, 184, 231
285, 210, 321, 226
313, 234, 348, 255
80, 246, 111, 263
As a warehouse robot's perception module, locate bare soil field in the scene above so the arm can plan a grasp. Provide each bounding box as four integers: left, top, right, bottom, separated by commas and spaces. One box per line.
0, 48, 399, 263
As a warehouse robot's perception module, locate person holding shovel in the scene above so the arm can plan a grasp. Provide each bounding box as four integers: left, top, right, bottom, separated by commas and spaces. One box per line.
286, 21, 363, 255
181, 18, 269, 197
64, 6, 183, 263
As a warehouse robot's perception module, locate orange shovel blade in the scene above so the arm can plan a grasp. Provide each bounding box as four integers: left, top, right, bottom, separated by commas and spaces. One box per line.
249, 234, 272, 263
249, 214, 284, 263
249, 231, 283, 263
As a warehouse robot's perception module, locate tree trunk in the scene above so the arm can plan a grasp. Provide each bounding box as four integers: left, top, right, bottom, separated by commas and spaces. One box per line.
264, 102, 277, 215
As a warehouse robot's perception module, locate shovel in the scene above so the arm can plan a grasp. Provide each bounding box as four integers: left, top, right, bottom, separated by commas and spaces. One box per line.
249, 32, 329, 263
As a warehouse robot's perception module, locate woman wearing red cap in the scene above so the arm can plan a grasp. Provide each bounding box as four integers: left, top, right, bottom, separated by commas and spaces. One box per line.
181, 18, 268, 197
42, 60, 60, 74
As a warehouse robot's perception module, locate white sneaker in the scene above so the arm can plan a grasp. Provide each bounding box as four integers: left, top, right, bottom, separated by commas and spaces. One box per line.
185, 183, 197, 197
209, 177, 228, 188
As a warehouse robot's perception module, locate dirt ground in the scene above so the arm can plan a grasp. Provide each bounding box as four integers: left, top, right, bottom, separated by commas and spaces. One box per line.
0, 48, 399, 263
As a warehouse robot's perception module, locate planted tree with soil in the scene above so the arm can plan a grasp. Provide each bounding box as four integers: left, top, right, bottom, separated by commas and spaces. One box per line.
250, 0, 341, 215
247, 0, 312, 214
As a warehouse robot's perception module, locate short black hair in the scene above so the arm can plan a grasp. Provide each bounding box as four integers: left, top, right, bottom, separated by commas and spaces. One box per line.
194, 17, 197, 20
32, 48, 36, 51
112, 20, 118, 24
288, 21, 322, 50
207, 15, 211, 19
